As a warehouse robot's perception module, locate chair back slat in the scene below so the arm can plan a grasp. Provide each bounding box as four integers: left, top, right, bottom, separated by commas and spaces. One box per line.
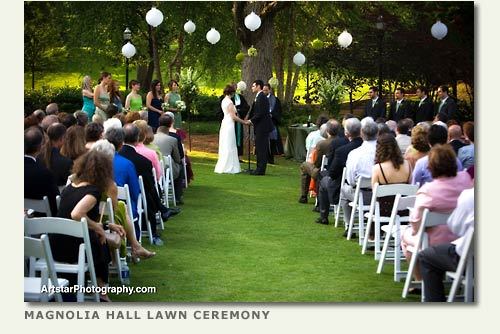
24, 196, 52, 217
375, 184, 419, 198
24, 217, 86, 238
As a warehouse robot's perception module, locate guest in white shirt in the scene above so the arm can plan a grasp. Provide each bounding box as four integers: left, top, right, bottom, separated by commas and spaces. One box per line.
340, 117, 379, 224
395, 119, 412, 154
418, 188, 474, 302
304, 115, 329, 161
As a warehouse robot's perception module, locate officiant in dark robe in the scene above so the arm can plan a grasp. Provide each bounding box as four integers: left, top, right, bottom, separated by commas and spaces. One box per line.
263, 84, 284, 162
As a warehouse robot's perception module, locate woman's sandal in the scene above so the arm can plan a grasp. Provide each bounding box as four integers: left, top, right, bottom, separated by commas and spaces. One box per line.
132, 247, 156, 262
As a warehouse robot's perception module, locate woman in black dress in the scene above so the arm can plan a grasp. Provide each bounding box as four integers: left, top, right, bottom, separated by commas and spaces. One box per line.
146, 79, 164, 133
52, 150, 125, 301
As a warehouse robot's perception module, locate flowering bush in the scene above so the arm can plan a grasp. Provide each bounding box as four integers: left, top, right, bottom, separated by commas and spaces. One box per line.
315, 73, 346, 118
179, 67, 200, 116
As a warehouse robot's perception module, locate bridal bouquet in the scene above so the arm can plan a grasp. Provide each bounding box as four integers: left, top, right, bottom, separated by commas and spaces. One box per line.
176, 100, 186, 111
161, 102, 168, 111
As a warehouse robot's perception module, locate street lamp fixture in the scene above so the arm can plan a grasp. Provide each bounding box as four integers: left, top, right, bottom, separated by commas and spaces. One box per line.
121, 27, 136, 88
376, 15, 384, 96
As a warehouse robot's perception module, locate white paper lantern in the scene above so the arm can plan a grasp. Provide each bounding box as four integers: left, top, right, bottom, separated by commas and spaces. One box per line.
184, 20, 196, 34
338, 30, 353, 48
146, 7, 163, 27
206, 28, 221, 45
237, 81, 247, 92
244, 11, 261, 32
431, 20, 448, 40
293, 52, 306, 66
121, 42, 136, 59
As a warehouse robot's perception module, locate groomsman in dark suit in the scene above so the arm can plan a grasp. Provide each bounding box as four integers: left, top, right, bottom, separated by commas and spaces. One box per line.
436, 85, 460, 123
388, 87, 414, 122
415, 86, 435, 123
248, 79, 274, 175
364, 86, 386, 120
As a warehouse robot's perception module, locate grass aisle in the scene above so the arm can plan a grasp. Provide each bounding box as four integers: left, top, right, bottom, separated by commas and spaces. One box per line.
112, 152, 418, 302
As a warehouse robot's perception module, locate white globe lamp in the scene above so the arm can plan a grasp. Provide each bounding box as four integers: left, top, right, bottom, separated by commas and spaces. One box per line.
338, 30, 353, 48
121, 42, 136, 59
244, 11, 261, 32
293, 52, 306, 66
431, 20, 448, 40
206, 28, 221, 45
146, 7, 163, 27
184, 20, 196, 34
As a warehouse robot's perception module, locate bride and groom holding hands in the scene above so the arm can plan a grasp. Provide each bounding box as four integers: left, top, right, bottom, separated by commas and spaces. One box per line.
214, 79, 274, 175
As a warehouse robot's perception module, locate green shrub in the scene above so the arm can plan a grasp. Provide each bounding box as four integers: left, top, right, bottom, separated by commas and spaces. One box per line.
25, 86, 82, 115
188, 93, 220, 121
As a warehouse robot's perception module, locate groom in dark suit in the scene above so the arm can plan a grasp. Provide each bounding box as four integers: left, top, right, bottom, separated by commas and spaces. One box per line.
248, 79, 274, 175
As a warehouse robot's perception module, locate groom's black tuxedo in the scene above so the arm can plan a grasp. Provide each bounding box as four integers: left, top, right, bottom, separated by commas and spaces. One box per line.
250, 91, 273, 175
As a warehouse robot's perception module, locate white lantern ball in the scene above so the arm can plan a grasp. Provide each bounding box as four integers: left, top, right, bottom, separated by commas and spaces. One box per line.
146, 7, 164, 27
431, 20, 448, 40
206, 28, 221, 45
184, 20, 196, 34
244, 11, 261, 32
338, 30, 353, 48
293, 52, 306, 66
121, 42, 136, 59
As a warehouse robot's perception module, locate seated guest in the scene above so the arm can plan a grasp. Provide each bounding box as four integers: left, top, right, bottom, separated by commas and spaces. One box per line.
105, 127, 141, 235
165, 111, 193, 189
401, 145, 473, 282
24, 126, 59, 215
339, 118, 379, 224
377, 122, 393, 136
58, 112, 77, 129
40, 114, 59, 132
60, 125, 86, 161
154, 114, 183, 203
119, 124, 177, 246
133, 120, 162, 181
395, 119, 412, 154
458, 121, 474, 170
91, 139, 156, 260
305, 114, 329, 161
411, 124, 463, 187
404, 124, 430, 170
125, 111, 141, 124
299, 121, 337, 204
315, 118, 359, 224
448, 124, 466, 154
385, 120, 397, 136
33, 109, 45, 123
37, 123, 73, 187
74, 110, 89, 127
24, 114, 40, 129
52, 150, 123, 302
45, 102, 59, 115
145, 125, 163, 162
418, 187, 474, 302
85, 122, 104, 150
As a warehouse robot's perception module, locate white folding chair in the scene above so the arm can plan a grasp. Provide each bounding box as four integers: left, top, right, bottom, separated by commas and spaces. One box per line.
334, 167, 347, 228
24, 217, 100, 302
376, 194, 416, 282
447, 228, 474, 302
137, 175, 153, 245
24, 196, 52, 217
116, 184, 136, 240
152, 167, 165, 231
346, 176, 372, 244
163, 155, 177, 207
182, 157, 188, 189
313, 155, 329, 208
24, 235, 69, 302
99, 198, 125, 285
362, 183, 418, 260
402, 209, 451, 300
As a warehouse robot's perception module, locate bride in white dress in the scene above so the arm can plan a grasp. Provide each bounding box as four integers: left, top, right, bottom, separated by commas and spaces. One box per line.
214, 85, 248, 174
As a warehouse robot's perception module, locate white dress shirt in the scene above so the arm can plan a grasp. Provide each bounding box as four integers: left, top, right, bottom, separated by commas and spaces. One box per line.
447, 188, 474, 256
305, 130, 322, 161
345, 140, 377, 186
396, 134, 411, 154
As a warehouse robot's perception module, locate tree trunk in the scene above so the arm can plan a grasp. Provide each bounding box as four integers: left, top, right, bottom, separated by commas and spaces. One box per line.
168, 30, 185, 81
31, 63, 35, 90
150, 26, 162, 83
274, 40, 285, 101
283, 4, 295, 109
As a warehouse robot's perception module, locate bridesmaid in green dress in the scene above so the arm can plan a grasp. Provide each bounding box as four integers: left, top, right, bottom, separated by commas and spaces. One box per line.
164, 80, 182, 129
81, 75, 95, 119
93, 71, 112, 121
125, 80, 143, 112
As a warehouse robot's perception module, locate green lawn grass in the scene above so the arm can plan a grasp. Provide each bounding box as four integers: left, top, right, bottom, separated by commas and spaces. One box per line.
110, 152, 419, 302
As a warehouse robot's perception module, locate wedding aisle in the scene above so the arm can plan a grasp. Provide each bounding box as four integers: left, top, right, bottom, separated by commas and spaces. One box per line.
111, 152, 418, 302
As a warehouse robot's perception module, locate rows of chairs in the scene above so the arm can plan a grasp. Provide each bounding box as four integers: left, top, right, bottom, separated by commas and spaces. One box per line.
327, 161, 474, 302
24, 154, 180, 302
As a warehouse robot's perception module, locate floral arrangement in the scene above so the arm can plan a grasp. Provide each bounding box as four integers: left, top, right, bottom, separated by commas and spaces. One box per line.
268, 77, 279, 89
247, 46, 258, 57
176, 100, 186, 111
316, 73, 346, 118
236, 81, 247, 92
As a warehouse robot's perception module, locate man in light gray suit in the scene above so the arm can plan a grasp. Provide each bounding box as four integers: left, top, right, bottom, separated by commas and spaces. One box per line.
154, 114, 183, 202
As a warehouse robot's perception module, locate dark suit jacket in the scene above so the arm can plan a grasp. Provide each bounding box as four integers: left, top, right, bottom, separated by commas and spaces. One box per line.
364, 98, 386, 120
415, 97, 435, 123
326, 135, 349, 170
449, 139, 466, 154
269, 95, 282, 126
24, 156, 60, 215
118, 144, 159, 213
388, 99, 415, 122
250, 91, 274, 135
38, 147, 73, 187
437, 97, 460, 122
326, 137, 363, 204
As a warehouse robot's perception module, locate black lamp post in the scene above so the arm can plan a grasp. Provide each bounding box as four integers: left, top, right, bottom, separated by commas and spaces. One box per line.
123, 27, 132, 87
376, 16, 384, 96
